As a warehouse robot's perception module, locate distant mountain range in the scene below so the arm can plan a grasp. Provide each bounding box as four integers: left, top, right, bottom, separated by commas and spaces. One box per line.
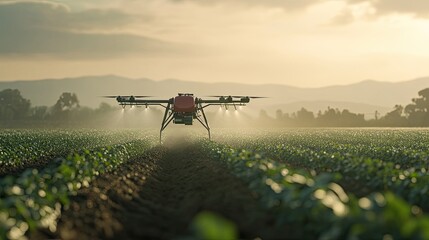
0, 75, 428, 118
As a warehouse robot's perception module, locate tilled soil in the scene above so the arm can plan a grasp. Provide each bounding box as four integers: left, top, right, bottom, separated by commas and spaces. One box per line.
36, 140, 289, 240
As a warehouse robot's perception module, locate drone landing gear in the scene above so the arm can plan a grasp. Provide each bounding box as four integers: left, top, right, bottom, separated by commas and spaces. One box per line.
160, 102, 174, 143
158, 102, 212, 144
195, 103, 211, 141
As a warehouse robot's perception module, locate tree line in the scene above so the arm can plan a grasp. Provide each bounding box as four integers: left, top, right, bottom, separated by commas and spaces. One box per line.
0, 88, 428, 127
0, 90, 124, 128
260, 87, 429, 127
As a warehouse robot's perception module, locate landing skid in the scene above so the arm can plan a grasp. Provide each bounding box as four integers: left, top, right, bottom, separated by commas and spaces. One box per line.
159, 102, 211, 143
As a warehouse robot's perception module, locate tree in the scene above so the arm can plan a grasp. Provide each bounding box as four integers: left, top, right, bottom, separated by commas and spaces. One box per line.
417, 88, 429, 106
340, 109, 365, 126
276, 109, 283, 121
381, 105, 407, 126
259, 109, 270, 120
30, 106, 48, 120
404, 88, 429, 126
53, 92, 80, 112
295, 108, 314, 126
318, 107, 339, 126
51, 92, 80, 121
0, 89, 31, 121
96, 102, 115, 113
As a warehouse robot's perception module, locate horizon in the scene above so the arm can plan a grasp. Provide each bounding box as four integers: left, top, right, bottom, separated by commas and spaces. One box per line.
1, 1, 429, 87
1, 74, 428, 89
1, 74, 428, 116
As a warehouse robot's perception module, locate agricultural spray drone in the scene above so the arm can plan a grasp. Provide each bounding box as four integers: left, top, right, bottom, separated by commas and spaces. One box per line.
103, 93, 264, 142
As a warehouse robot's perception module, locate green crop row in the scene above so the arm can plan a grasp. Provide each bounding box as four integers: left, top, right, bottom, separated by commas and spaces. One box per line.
0, 138, 153, 240
203, 140, 429, 240
260, 144, 429, 207
214, 129, 429, 208
0, 129, 155, 174
216, 129, 429, 169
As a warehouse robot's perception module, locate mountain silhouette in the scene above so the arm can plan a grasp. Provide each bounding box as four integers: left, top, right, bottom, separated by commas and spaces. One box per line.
0, 75, 427, 117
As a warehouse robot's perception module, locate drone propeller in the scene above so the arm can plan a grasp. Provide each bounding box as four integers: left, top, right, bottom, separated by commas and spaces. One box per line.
101, 96, 118, 98
206, 95, 267, 99
134, 95, 153, 98
231, 96, 267, 99
206, 95, 225, 98
100, 95, 153, 98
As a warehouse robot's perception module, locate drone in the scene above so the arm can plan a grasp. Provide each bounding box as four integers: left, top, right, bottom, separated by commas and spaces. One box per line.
103, 93, 264, 142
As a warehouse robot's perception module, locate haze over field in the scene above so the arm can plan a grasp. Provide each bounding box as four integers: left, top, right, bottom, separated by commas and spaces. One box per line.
4, 2, 429, 239
2, 75, 429, 118
1, 0, 429, 88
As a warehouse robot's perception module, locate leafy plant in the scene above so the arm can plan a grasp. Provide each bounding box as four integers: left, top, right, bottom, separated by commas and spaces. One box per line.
202, 138, 429, 239
0, 130, 155, 240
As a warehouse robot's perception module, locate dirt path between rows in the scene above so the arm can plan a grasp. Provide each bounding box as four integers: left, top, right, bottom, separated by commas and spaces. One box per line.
35, 139, 288, 239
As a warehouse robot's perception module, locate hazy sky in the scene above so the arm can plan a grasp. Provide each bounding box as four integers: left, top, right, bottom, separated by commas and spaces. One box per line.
1, 0, 429, 87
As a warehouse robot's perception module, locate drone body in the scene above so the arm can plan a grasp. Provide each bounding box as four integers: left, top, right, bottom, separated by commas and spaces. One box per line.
104, 93, 260, 142
172, 94, 196, 125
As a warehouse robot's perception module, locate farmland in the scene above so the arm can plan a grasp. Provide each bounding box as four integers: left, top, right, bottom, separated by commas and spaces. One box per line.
1, 129, 429, 239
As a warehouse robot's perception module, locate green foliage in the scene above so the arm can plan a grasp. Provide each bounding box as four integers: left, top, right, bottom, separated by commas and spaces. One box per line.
0, 130, 155, 240
218, 129, 429, 207
405, 88, 429, 126
53, 92, 80, 112
202, 130, 429, 239
0, 129, 154, 172
2, 128, 429, 239
192, 211, 238, 240
0, 89, 31, 121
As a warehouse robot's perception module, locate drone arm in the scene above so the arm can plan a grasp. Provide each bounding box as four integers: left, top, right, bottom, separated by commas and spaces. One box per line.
118, 99, 171, 104
197, 99, 248, 104
119, 103, 168, 108
196, 97, 249, 109
118, 99, 173, 108
200, 103, 247, 109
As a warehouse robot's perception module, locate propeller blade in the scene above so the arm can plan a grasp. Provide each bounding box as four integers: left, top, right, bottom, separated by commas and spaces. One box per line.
207, 95, 243, 98
206, 95, 225, 98
100, 95, 153, 98
248, 96, 268, 99
100, 96, 119, 98
206, 95, 268, 99
231, 96, 268, 99
134, 96, 153, 98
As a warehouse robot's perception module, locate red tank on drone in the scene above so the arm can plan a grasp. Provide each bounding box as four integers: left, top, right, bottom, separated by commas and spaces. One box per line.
173, 93, 196, 125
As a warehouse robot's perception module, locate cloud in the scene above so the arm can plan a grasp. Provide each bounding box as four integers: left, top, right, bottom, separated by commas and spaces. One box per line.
0, 1, 178, 58
0, 1, 144, 30
348, 0, 429, 18
330, 0, 429, 26
0, 29, 177, 58
170, 0, 323, 11
330, 9, 355, 25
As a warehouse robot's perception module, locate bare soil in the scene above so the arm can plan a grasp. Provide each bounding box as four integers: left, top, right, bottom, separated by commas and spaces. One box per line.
34, 140, 291, 240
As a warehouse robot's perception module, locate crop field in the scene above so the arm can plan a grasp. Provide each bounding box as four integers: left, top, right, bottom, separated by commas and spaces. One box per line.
1, 128, 429, 240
